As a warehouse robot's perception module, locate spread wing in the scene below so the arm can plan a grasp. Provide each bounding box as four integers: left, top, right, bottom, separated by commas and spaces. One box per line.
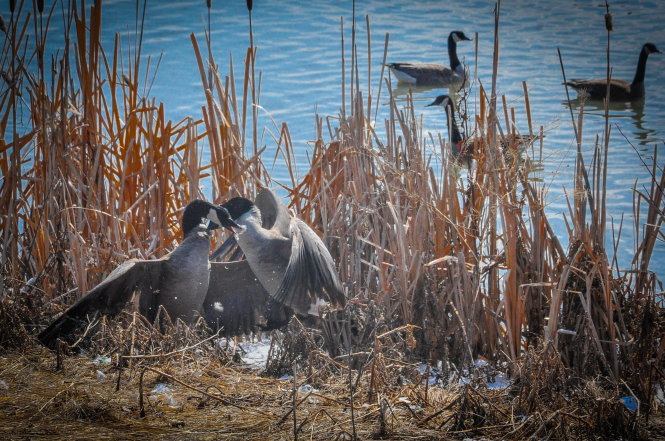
255, 187, 291, 235
272, 219, 346, 315
38, 259, 163, 349
204, 261, 292, 336
209, 234, 244, 262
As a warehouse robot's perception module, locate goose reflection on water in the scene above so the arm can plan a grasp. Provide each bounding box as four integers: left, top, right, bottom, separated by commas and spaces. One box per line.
564, 96, 657, 147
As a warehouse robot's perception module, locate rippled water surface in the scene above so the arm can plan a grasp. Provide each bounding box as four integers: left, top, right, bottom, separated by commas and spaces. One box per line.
6, 0, 665, 275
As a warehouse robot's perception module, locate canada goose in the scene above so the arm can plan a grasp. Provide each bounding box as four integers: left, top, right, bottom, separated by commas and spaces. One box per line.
219, 188, 346, 317
203, 190, 298, 336
37, 200, 239, 349
387, 31, 472, 88
202, 260, 294, 337
427, 94, 540, 163
426, 94, 469, 159
564, 43, 661, 101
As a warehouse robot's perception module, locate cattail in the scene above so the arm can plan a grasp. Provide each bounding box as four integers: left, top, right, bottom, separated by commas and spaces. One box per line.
37, 0, 44, 13
206, 0, 211, 9
9, 0, 15, 13
0, 16, 5, 33
604, 12, 613, 32
246, 0, 252, 12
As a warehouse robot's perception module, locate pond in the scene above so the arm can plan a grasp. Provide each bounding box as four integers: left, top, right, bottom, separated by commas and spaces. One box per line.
4, 0, 664, 277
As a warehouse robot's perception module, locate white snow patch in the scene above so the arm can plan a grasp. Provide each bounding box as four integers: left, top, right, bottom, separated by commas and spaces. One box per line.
239, 340, 272, 369
151, 383, 171, 394
486, 373, 510, 389
217, 337, 273, 370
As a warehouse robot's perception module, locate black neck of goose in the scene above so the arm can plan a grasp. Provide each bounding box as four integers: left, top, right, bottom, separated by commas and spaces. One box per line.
444, 104, 463, 146
632, 46, 650, 86
448, 33, 462, 71
181, 200, 212, 237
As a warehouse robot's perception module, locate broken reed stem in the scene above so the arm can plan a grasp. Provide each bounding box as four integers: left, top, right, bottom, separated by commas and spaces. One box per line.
120, 330, 220, 360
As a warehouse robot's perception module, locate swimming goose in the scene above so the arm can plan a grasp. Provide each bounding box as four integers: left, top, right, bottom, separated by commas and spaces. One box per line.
219, 188, 346, 317
387, 31, 472, 88
427, 94, 469, 159
37, 200, 239, 349
564, 43, 661, 101
427, 94, 541, 163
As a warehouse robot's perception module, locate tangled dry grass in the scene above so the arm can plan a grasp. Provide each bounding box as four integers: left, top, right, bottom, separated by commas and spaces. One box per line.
1, 321, 663, 441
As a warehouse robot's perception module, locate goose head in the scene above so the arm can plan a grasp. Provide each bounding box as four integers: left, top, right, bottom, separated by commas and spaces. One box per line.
426, 94, 454, 109
220, 197, 258, 230
450, 31, 472, 43
644, 42, 661, 55
182, 199, 240, 236
208, 204, 241, 232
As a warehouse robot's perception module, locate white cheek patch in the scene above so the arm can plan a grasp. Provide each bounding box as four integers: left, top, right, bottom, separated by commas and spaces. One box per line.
207, 208, 222, 226
236, 211, 255, 229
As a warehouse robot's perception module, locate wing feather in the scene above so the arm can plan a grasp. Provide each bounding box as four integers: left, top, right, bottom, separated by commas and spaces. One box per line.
272, 219, 345, 315
204, 261, 292, 336
38, 260, 161, 349
255, 187, 291, 234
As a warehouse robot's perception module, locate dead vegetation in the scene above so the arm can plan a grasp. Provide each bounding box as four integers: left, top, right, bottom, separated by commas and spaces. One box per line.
0, 0, 663, 439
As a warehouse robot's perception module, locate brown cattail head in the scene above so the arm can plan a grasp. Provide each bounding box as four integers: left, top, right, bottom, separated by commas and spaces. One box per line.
37, 0, 44, 13
604, 12, 613, 32
0, 16, 5, 33
9, 0, 15, 13
246, 0, 252, 12
206, 0, 211, 9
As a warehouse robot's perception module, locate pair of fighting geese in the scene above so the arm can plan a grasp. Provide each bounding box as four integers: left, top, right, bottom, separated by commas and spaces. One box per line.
38, 188, 346, 349
389, 31, 661, 159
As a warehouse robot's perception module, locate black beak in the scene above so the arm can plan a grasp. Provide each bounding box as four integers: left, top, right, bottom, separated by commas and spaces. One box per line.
217, 206, 241, 232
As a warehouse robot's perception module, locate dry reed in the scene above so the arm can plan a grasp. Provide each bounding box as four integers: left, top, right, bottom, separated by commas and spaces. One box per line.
0, 0, 663, 439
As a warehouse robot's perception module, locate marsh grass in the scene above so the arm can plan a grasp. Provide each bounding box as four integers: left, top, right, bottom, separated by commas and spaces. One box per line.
0, 0, 663, 438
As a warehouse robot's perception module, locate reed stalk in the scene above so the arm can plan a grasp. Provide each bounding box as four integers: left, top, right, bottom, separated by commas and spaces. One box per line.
0, 0, 662, 412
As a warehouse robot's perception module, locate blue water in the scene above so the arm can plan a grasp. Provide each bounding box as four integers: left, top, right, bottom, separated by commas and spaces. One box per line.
3, 0, 664, 278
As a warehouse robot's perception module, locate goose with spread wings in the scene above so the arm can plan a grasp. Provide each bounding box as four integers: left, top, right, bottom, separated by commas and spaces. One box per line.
38, 200, 239, 349
212, 188, 346, 318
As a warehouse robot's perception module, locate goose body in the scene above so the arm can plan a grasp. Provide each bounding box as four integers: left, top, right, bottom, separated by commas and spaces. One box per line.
37, 200, 238, 349
427, 95, 541, 164
565, 43, 661, 101
221, 188, 346, 317
387, 31, 471, 87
